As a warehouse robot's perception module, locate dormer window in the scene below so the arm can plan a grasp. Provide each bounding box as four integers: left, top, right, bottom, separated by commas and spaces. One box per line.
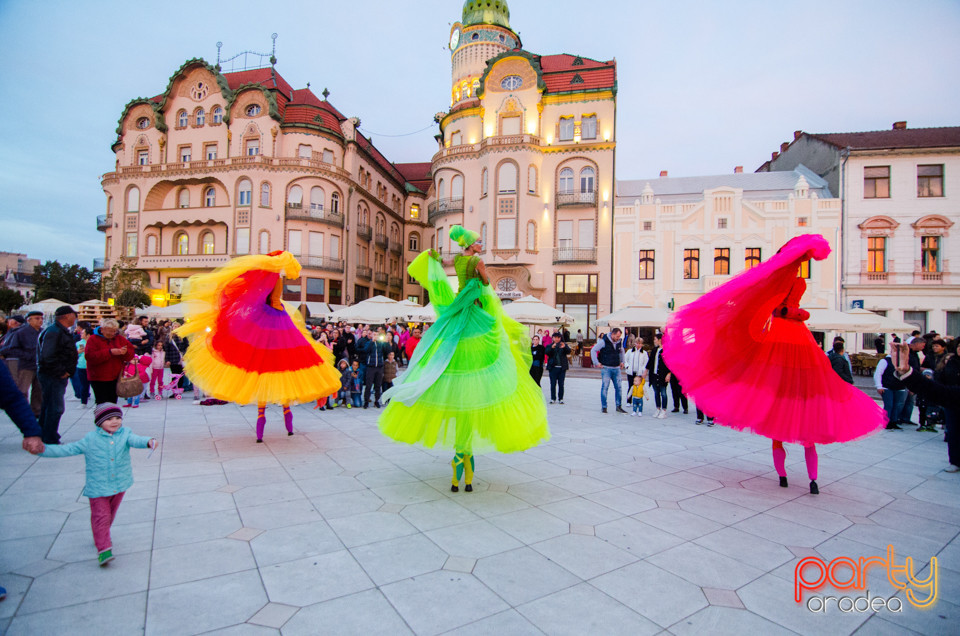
500, 75, 523, 90
136, 117, 150, 130
246, 104, 261, 117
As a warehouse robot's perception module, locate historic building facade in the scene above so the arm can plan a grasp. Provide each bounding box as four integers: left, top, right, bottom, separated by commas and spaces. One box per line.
98, 0, 615, 331
613, 168, 841, 315
760, 124, 960, 335
430, 0, 617, 336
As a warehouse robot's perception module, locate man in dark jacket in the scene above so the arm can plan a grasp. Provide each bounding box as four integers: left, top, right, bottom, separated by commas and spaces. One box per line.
591, 328, 626, 414
37, 306, 79, 444
0, 310, 43, 417
892, 343, 960, 472
545, 332, 570, 404
827, 340, 854, 384
646, 333, 671, 418
358, 329, 391, 408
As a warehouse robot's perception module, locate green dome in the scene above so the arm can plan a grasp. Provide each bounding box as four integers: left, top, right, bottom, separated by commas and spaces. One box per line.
462, 0, 511, 28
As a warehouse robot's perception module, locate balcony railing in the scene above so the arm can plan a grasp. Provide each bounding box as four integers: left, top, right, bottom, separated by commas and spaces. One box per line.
389, 275, 403, 289
374, 233, 389, 249
862, 271, 888, 283
106, 154, 352, 182
97, 215, 111, 231
296, 255, 345, 273
556, 190, 598, 208
285, 204, 344, 227
388, 239, 402, 255
357, 224, 372, 241
356, 265, 372, 280
374, 271, 388, 286
93, 257, 106, 271
552, 247, 598, 264
136, 254, 231, 269
427, 198, 465, 223
915, 271, 943, 283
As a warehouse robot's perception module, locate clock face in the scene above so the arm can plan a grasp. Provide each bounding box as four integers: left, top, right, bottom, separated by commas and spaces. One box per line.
496, 278, 517, 292
450, 27, 461, 50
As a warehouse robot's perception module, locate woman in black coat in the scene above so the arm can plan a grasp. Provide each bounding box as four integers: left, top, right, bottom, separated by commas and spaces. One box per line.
529, 335, 545, 386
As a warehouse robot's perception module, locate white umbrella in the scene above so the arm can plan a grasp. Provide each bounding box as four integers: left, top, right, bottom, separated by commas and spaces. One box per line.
395, 299, 435, 323
844, 308, 917, 333
803, 308, 871, 331
136, 304, 192, 319
18, 298, 77, 315
594, 303, 671, 328
503, 295, 573, 325
328, 295, 406, 324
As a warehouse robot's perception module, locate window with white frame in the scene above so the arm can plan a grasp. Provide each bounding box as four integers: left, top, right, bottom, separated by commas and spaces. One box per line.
287, 230, 302, 255
127, 187, 140, 212
175, 232, 189, 255
201, 231, 215, 255
137, 150, 149, 165
497, 218, 516, 249
498, 163, 517, 193
298, 144, 312, 159
580, 167, 595, 193
287, 185, 303, 207
246, 104, 261, 117
558, 220, 573, 248
558, 168, 574, 194
481, 169, 488, 197
558, 117, 574, 141
581, 115, 597, 139
578, 219, 594, 248
177, 110, 188, 127
259, 231, 270, 254
178, 189, 189, 208
195, 108, 205, 126
125, 233, 137, 257
245, 138, 259, 156
309, 231, 324, 256
310, 187, 324, 213
330, 192, 340, 213
204, 187, 216, 207
180, 146, 191, 162
212, 106, 223, 124
322, 149, 334, 164
260, 183, 270, 207
528, 165, 537, 193
238, 179, 252, 206
235, 228, 250, 255
145, 235, 157, 256
205, 144, 217, 160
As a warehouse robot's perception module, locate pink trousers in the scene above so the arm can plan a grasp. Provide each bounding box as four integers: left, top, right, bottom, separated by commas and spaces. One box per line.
89, 492, 125, 552
149, 368, 164, 393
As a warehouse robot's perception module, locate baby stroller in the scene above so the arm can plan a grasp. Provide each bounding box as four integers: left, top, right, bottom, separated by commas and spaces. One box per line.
155, 372, 186, 400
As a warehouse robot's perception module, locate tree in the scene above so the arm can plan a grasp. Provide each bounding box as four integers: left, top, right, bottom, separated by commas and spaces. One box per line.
0, 287, 25, 314
101, 258, 150, 302
116, 289, 151, 308
32, 261, 100, 304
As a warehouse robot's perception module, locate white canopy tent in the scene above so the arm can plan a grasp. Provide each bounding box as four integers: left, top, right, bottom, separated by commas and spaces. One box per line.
17, 298, 77, 317
327, 295, 407, 324
594, 303, 672, 329
843, 308, 917, 333
136, 304, 192, 320
803, 308, 875, 332
503, 295, 573, 325
395, 299, 435, 323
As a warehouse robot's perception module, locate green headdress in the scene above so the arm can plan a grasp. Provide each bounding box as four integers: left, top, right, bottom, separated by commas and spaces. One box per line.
450, 225, 480, 248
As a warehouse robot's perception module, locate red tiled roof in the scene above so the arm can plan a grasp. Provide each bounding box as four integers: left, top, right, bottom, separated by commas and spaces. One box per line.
223, 68, 294, 98
394, 162, 433, 193
807, 127, 960, 151
539, 54, 616, 94
451, 98, 481, 114
282, 88, 344, 134
356, 132, 407, 186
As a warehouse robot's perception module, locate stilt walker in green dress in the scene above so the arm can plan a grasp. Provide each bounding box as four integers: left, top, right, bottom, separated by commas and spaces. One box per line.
378, 225, 550, 491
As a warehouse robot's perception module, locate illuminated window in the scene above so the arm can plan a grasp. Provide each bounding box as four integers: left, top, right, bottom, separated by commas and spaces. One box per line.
639, 250, 654, 280
799, 259, 810, 279
867, 237, 885, 272
175, 232, 189, 255
201, 231, 214, 255
745, 247, 762, 270
714, 248, 730, 275
125, 233, 137, 257
410, 203, 420, 219
683, 249, 700, 279
922, 236, 940, 272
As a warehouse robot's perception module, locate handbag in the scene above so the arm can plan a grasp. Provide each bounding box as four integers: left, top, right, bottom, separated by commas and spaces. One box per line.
116, 356, 144, 398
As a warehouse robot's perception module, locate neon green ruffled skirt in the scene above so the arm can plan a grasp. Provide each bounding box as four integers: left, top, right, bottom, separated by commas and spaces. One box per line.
378, 251, 550, 454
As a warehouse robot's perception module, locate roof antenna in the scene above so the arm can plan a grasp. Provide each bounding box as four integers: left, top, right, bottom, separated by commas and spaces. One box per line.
215, 41, 223, 71
270, 33, 278, 66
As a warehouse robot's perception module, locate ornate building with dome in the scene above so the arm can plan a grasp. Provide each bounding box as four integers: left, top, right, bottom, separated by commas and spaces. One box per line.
98, 0, 616, 334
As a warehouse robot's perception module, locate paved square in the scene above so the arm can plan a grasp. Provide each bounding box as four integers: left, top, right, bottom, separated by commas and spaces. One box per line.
1, 378, 957, 634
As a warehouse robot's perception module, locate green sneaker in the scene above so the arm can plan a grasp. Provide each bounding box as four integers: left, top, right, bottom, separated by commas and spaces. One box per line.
346, 404, 352, 409
98, 549, 114, 566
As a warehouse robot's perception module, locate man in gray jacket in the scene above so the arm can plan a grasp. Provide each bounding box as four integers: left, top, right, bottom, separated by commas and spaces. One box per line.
0, 310, 43, 417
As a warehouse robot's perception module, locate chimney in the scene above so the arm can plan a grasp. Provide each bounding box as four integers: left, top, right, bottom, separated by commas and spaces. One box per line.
780, 142, 789, 153
772, 151, 779, 161
794, 130, 803, 140
893, 121, 907, 130
659, 170, 668, 177
734, 166, 743, 174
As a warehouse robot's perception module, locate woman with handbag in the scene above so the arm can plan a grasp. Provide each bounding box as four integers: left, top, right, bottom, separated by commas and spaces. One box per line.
84, 319, 135, 405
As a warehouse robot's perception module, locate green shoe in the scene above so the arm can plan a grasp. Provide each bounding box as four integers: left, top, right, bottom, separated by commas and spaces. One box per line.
98, 549, 114, 566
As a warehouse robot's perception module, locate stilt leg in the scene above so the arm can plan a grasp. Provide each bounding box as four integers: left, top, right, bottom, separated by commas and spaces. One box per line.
805, 444, 819, 494
772, 440, 787, 487
463, 454, 474, 492
451, 453, 465, 492
283, 404, 293, 435
256, 404, 266, 442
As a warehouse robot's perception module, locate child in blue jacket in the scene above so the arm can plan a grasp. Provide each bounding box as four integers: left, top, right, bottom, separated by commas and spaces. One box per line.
41, 403, 157, 566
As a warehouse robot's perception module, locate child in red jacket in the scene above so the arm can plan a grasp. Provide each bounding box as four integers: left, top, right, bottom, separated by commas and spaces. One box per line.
123, 355, 152, 408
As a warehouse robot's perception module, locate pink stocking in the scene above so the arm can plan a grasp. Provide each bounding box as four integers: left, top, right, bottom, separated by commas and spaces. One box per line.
256, 405, 266, 440
283, 405, 293, 434
772, 441, 786, 477
804, 445, 818, 481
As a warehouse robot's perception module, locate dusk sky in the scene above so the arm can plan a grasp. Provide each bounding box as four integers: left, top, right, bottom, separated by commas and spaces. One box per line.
1, 0, 958, 266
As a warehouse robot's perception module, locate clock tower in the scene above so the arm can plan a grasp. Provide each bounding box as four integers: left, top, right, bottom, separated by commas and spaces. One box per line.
449, 0, 520, 108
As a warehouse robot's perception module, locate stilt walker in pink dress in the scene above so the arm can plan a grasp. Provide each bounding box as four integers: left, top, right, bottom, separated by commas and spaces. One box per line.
663, 234, 886, 494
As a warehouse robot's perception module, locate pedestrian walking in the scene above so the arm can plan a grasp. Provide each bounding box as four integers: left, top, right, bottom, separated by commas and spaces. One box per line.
0, 310, 43, 417
529, 335, 545, 386
646, 333, 670, 418
545, 332, 570, 404
36, 305, 79, 444
591, 328, 626, 413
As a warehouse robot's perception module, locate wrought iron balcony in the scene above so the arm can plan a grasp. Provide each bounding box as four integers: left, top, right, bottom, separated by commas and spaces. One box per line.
97, 215, 111, 231
357, 224, 372, 241
296, 255, 345, 273
389, 275, 403, 289
356, 265, 372, 280
285, 204, 344, 227
555, 190, 598, 208
388, 239, 402, 255
374, 271, 388, 286
552, 247, 597, 264
93, 257, 107, 271
427, 197, 465, 223
374, 233, 389, 249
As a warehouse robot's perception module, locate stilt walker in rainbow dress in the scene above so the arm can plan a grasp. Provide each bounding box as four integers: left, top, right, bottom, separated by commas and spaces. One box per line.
176, 251, 341, 442
662, 234, 886, 494
378, 226, 550, 491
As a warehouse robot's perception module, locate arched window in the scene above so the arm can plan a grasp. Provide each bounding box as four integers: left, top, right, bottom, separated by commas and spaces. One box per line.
195, 108, 205, 127
498, 163, 517, 193
177, 110, 188, 127
145, 235, 157, 256
481, 169, 488, 197
201, 231, 215, 255
204, 187, 216, 207
527, 221, 536, 250
330, 192, 340, 213
126, 186, 140, 212
480, 223, 487, 248
358, 204, 369, 225
310, 187, 325, 212
376, 215, 385, 233
559, 168, 574, 194
437, 178, 446, 201
451, 175, 464, 200
175, 232, 189, 255
106, 196, 113, 217
260, 183, 271, 207
580, 167, 596, 193
408, 232, 420, 251
287, 185, 303, 207
391, 223, 401, 242
246, 104, 261, 117
178, 188, 190, 208
238, 179, 252, 206
528, 165, 537, 194
212, 106, 223, 124
259, 231, 270, 254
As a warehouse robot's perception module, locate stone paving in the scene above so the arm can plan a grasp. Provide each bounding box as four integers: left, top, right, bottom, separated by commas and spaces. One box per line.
0, 378, 958, 635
